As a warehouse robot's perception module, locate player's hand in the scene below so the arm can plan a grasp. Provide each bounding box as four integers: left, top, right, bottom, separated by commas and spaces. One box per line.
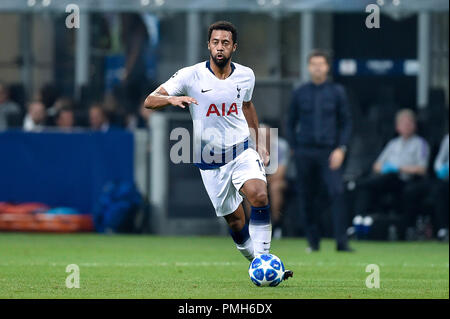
329, 147, 345, 170
258, 144, 270, 167
168, 96, 198, 109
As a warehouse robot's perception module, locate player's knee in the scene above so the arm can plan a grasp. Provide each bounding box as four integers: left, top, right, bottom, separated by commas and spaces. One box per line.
250, 190, 269, 207
227, 218, 245, 232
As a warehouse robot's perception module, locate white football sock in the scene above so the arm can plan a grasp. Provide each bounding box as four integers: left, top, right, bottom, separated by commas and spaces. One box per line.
236, 238, 255, 261
249, 205, 272, 255
249, 222, 272, 255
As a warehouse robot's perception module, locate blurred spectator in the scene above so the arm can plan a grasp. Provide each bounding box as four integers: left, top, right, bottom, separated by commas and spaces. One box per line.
103, 93, 125, 127
354, 109, 430, 240
23, 101, 47, 132
126, 100, 154, 130
119, 13, 150, 113
260, 123, 290, 239
139, 101, 154, 128
433, 134, 449, 241
47, 97, 75, 125
56, 107, 75, 130
0, 82, 21, 130
286, 50, 353, 252
37, 83, 60, 109
89, 103, 111, 132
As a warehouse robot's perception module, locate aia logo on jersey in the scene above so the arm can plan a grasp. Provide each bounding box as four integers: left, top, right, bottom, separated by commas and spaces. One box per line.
206, 103, 238, 117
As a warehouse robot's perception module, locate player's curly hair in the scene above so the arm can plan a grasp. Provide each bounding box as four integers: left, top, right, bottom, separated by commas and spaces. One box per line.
208, 21, 237, 44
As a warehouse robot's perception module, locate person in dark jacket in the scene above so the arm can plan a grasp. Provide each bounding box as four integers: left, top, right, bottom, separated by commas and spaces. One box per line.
287, 50, 353, 252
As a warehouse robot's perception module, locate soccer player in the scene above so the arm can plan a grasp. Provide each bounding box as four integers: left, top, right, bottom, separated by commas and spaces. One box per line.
144, 21, 292, 280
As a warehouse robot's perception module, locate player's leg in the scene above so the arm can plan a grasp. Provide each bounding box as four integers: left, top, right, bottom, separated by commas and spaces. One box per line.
231, 148, 271, 255
199, 167, 255, 261
232, 149, 293, 280
223, 203, 254, 261
240, 175, 293, 280
240, 178, 272, 256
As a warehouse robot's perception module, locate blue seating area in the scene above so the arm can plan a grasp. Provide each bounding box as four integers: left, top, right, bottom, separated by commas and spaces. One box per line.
0, 130, 134, 214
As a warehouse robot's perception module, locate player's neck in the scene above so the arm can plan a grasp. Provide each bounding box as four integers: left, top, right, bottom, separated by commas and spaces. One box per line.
209, 58, 233, 80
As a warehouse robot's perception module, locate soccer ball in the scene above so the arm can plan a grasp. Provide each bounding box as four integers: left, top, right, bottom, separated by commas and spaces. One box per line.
248, 254, 285, 287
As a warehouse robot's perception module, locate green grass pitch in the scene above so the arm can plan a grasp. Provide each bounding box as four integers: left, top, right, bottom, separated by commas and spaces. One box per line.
0, 233, 448, 299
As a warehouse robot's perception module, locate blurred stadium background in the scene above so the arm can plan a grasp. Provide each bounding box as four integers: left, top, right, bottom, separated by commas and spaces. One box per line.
0, 0, 448, 239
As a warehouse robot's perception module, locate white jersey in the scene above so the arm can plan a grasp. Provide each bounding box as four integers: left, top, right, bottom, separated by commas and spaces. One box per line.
161, 61, 255, 155
162, 61, 266, 216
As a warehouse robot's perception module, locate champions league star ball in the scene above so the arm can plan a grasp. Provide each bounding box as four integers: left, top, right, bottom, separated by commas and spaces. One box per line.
248, 254, 285, 287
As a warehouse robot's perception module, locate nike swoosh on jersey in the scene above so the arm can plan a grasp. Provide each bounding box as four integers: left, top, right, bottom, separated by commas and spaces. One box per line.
201, 89, 212, 93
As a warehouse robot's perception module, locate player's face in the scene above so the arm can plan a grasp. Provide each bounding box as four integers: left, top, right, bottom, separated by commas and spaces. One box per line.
308, 56, 329, 81
208, 30, 237, 68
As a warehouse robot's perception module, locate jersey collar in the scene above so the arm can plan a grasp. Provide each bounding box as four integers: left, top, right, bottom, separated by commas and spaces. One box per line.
206, 60, 235, 79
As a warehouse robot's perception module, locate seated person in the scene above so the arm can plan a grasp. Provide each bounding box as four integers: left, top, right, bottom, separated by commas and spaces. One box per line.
47, 97, 75, 125
89, 103, 111, 132
354, 109, 430, 239
23, 101, 47, 132
56, 107, 75, 131
0, 82, 21, 130
433, 134, 449, 241
125, 99, 155, 130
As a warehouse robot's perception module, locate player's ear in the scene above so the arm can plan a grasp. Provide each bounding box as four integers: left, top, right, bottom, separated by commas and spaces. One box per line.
232, 42, 237, 52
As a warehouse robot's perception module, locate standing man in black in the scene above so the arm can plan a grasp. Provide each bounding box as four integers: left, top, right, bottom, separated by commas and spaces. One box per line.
287, 50, 353, 252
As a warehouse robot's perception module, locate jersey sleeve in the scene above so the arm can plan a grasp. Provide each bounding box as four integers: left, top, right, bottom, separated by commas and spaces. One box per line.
161, 67, 193, 96
243, 69, 256, 102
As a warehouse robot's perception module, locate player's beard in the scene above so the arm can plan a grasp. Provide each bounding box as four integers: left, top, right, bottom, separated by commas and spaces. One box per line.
211, 52, 231, 69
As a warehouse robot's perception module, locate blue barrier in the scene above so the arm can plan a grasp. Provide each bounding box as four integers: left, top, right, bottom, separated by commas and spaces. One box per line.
0, 130, 134, 214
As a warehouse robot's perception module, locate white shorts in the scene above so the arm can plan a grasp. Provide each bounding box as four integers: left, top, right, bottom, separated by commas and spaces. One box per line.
199, 148, 267, 217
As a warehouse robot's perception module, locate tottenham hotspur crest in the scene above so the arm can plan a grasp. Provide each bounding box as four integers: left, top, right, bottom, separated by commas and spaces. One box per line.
236, 85, 241, 99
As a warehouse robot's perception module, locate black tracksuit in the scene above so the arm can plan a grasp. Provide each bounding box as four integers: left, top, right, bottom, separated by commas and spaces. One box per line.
287, 80, 352, 249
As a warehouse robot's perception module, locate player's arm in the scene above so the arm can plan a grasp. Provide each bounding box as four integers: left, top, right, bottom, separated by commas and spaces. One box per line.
144, 86, 198, 110
243, 101, 269, 165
